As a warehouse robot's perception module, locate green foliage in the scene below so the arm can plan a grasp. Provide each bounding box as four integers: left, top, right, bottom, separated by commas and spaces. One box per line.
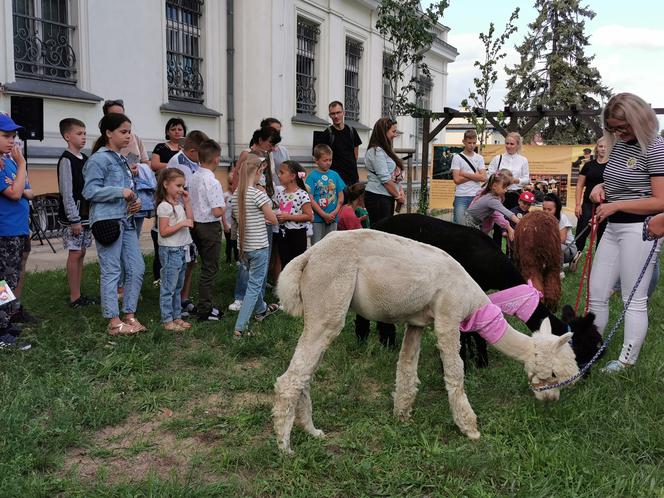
505, 0, 612, 144
1, 251, 663, 495
376, 0, 448, 117
461, 8, 519, 153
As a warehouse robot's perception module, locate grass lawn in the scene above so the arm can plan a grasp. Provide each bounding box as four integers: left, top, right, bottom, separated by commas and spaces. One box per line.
1, 249, 663, 497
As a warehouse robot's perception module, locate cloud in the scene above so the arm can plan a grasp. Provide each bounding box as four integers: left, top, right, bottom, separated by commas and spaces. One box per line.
445, 32, 520, 109
592, 25, 664, 50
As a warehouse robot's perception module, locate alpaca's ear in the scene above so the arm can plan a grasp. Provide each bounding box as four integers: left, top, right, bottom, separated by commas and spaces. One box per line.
557, 332, 573, 349
539, 317, 552, 335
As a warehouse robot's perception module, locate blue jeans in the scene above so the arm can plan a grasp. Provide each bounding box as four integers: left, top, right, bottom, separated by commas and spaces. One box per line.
453, 196, 474, 225
234, 247, 270, 332
159, 245, 187, 323
96, 218, 145, 319
234, 224, 273, 301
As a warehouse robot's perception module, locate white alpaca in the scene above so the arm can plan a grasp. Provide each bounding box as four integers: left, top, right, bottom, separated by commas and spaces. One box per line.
273, 230, 578, 453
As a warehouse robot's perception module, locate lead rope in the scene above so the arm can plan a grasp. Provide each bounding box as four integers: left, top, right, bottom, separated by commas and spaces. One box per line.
574, 205, 598, 315
533, 216, 658, 392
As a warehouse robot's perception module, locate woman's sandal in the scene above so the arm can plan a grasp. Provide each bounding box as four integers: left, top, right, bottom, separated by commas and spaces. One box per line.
163, 321, 186, 332
108, 321, 139, 337
124, 317, 147, 332
254, 303, 280, 322
174, 319, 192, 329
233, 330, 243, 339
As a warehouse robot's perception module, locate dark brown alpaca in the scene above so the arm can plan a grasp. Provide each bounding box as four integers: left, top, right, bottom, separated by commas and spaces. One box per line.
513, 210, 562, 310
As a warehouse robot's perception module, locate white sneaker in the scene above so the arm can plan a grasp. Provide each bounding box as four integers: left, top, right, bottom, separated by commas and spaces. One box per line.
560, 271, 565, 280
228, 299, 243, 311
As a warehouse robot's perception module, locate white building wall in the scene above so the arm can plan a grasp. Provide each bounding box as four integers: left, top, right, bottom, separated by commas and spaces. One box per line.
0, 0, 457, 181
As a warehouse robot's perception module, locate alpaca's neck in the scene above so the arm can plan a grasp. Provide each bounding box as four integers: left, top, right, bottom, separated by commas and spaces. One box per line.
492, 326, 533, 363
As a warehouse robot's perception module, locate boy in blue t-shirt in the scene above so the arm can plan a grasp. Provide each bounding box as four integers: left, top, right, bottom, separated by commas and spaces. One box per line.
306, 144, 346, 244
0, 114, 32, 349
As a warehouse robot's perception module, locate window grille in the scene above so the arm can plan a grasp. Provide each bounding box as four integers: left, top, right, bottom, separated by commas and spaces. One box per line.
344, 38, 363, 121
382, 52, 395, 117
296, 17, 319, 115
166, 0, 204, 102
12, 0, 77, 83
416, 76, 433, 134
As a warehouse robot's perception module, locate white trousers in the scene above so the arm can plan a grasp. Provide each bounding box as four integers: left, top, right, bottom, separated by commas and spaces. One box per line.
588, 221, 661, 365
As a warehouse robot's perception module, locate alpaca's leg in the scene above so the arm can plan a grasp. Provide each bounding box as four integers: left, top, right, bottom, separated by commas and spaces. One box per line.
434, 320, 480, 440
393, 325, 423, 420
274, 317, 346, 453
294, 383, 324, 438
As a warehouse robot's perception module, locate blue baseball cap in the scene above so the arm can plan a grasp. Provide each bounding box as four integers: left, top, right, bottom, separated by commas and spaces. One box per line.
0, 114, 23, 132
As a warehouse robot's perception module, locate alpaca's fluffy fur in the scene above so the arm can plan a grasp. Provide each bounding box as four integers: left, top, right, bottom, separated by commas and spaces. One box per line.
274, 230, 578, 453
513, 211, 562, 310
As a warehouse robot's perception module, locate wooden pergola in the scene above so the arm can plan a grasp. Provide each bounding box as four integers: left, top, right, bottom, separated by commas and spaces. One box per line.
417, 106, 664, 205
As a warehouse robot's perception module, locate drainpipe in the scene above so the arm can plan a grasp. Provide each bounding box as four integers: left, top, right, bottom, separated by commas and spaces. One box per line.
226, 0, 236, 164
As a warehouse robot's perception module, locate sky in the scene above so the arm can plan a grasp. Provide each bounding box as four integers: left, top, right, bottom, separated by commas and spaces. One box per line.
422, 0, 664, 118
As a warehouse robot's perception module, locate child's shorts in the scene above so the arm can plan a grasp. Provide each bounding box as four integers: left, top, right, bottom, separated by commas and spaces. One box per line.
62, 225, 93, 251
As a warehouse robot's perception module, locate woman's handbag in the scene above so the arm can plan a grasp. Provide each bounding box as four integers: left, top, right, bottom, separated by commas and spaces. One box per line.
91, 219, 121, 245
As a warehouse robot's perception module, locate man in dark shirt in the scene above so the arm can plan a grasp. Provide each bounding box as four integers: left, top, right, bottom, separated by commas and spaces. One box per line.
314, 101, 362, 186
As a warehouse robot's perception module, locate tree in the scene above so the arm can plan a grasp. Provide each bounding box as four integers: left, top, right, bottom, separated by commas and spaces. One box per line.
461, 8, 520, 153
376, 0, 448, 117
504, 0, 611, 144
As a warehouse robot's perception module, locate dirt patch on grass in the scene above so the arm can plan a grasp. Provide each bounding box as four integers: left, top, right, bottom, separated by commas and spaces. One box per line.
64, 413, 212, 485
64, 390, 275, 484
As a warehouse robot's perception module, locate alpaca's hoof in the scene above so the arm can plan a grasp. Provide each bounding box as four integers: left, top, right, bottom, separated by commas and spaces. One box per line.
393, 406, 412, 421
466, 430, 481, 441
277, 440, 294, 454
309, 428, 325, 439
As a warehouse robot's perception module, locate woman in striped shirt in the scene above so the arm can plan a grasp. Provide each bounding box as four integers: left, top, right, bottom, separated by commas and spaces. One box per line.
589, 93, 664, 373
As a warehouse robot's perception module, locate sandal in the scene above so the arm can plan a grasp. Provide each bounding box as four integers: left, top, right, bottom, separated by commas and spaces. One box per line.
124, 317, 147, 332
233, 330, 243, 339
174, 319, 192, 329
254, 303, 280, 322
108, 321, 139, 337
163, 321, 186, 332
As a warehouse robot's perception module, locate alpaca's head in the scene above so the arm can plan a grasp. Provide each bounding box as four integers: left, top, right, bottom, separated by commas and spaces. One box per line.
526, 318, 579, 401
561, 305, 603, 369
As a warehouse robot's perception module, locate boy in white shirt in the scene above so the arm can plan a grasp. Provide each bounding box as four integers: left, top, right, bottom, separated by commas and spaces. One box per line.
189, 139, 226, 322
450, 130, 487, 224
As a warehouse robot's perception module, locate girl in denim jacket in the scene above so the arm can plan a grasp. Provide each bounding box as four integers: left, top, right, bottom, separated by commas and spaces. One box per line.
82, 113, 146, 336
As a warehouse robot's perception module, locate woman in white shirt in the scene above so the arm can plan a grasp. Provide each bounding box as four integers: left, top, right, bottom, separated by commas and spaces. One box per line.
488, 132, 530, 246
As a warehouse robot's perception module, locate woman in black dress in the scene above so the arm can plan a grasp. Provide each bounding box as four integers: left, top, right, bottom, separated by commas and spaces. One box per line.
574, 137, 608, 254
150, 118, 187, 172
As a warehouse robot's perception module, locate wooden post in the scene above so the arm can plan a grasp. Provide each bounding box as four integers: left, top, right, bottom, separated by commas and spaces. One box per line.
419, 117, 430, 213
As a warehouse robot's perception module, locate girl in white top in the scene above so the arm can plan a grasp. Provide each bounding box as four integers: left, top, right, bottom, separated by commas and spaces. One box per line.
487, 132, 530, 207
156, 168, 194, 332
275, 160, 313, 268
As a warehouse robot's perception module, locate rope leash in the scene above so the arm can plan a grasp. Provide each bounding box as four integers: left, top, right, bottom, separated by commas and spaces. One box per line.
574, 205, 598, 315
532, 216, 659, 392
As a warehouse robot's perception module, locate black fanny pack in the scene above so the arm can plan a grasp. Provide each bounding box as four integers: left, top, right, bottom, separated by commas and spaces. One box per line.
91, 219, 121, 245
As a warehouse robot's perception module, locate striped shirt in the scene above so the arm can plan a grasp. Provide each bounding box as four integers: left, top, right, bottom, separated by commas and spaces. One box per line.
604, 136, 664, 222
233, 187, 271, 251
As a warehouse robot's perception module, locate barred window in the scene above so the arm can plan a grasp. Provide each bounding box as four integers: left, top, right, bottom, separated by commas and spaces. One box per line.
296, 17, 319, 115
344, 38, 363, 122
12, 0, 77, 83
166, 0, 204, 103
382, 52, 395, 117
416, 76, 433, 134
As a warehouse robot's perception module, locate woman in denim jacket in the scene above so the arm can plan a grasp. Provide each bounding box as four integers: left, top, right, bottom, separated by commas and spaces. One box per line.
83, 113, 146, 336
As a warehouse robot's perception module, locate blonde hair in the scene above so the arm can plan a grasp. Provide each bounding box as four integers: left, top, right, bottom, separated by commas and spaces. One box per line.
593, 136, 607, 160
505, 132, 523, 153
236, 153, 265, 256
602, 93, 658, 156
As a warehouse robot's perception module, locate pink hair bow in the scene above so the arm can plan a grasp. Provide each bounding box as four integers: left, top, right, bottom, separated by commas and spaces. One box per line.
297, 171, 306, 179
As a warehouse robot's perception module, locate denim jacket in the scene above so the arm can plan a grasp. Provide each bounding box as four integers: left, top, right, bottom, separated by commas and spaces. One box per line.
83, 147, 134, 224
134, 162, 157, 218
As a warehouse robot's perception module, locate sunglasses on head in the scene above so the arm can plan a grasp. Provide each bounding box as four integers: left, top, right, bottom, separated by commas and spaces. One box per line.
104, 99, 124, 108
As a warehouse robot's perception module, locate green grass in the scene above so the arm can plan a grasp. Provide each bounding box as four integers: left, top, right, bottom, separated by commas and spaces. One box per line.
1, 251, 663, 497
